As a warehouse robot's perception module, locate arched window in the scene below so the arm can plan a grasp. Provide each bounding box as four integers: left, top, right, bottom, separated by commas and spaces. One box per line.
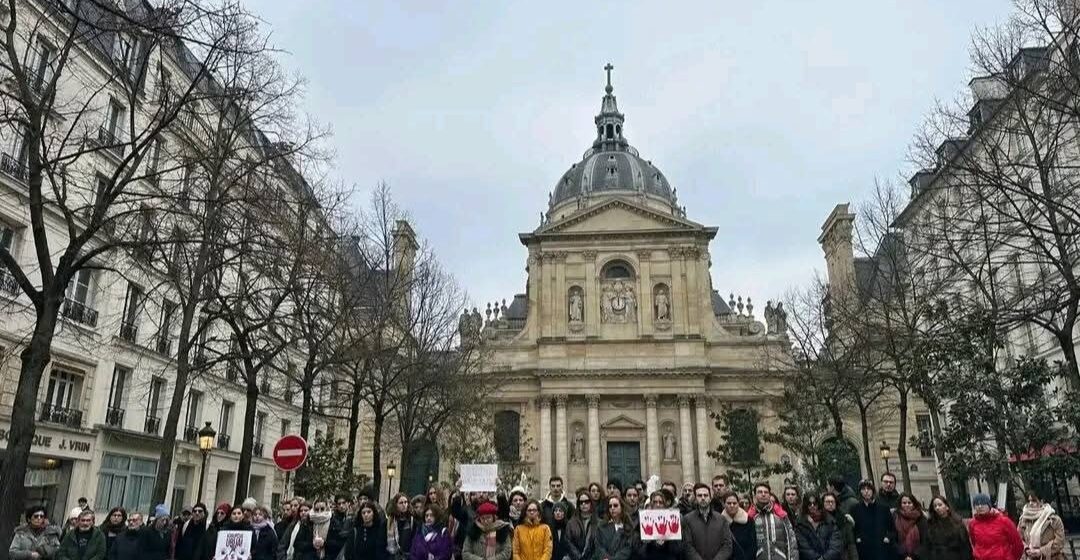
401, 439, 439, 496
605, 124, 614, 139
603, 260, 634, 279
494, 410, 520, 462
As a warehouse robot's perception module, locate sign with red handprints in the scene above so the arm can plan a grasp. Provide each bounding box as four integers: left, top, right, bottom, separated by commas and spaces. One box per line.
638, 509, 681, 541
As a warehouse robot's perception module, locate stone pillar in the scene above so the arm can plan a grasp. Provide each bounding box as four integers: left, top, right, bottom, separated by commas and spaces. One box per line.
583, 251, 598, 338
695, 397, 711, 482
587, 396, 602, 484
677, 395, 695, 484
638, 250, 653, 333
645, 394, 660, 477
555, 394, 569, 480
538, 397, 552, 488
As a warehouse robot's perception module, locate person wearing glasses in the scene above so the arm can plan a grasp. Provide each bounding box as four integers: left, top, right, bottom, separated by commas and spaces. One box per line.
57, 509, 105, 560
512, 500, 552, 560
10, 506, 61, 560
565, 491, 596, 560
108, 512, 148, 560
175, 504, 207, 560
593, 497, 634, 560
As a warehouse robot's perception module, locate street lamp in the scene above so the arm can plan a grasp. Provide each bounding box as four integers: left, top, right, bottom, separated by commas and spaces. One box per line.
197, 422, 216, 504
386, 462, 396, 503
879, 440, 892, 474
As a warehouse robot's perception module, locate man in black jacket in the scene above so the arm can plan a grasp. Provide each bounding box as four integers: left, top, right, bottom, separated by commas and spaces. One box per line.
174, 504, 207, 560
876, 473, 900, 512
681, 484, 733, 560
851, 480, 896, 560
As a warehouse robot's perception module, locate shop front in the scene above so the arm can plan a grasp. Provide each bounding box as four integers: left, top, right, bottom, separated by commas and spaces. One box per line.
0, 419, 95, 523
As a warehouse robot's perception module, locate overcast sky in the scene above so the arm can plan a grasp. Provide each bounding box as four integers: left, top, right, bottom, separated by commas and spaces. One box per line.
248, 0, 1013, 309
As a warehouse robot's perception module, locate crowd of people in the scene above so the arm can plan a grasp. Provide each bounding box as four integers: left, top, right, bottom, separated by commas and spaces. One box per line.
7, 472, 1069, 560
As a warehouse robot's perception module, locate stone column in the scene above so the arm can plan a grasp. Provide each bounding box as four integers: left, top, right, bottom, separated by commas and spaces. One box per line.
677, 395, 695, 484
555, 394, 569, 481
695, 397, 711, 482
587, 396, 602, 484
538, 397, 552, 488
638, 250, 653, 333
645, 394, 660, 477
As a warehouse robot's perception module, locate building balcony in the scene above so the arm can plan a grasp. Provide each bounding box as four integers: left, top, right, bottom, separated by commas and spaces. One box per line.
0, 153, 27, 181
119, 321, 138, 343
183, 424, 198, 443
225, 364, 239, 383
259, 380, 270, 395
253, 442, 264, 457
96, 126, 125, 157
216, 434, 230, 451
156, 334, 172, 356
0, 267, 19, 297
144, 415, 160, 436
40, 403, 83, 428
61, 298, 98, 327
105, 406, 125, 428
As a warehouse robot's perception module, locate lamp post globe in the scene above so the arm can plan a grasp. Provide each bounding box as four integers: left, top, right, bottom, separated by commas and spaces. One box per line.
879, 440, 892, 473
386, 462, 397, 503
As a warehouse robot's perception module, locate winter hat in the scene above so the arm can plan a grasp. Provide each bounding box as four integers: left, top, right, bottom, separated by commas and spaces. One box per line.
972, 493, 992, 508
510, 486, 527, 501
69, 507, 84, 520
476, 501, 498, 517
241, 497, 257, 511
153, 504, 170, 519
215, 502, 232, 515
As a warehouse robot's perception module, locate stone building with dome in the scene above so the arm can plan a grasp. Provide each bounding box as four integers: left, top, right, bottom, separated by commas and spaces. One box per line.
474, 68, 796, 491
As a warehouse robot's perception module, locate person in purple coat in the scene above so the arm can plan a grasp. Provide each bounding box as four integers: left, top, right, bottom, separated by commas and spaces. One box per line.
411, 505, 453, 560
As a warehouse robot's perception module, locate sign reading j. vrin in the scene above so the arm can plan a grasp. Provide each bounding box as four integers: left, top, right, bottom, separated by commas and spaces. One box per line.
214, 530, 252, 560
0, 422, 94, 460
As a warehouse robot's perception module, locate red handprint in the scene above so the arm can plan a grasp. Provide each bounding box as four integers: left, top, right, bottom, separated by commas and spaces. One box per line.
668, 516, 680, 535
642, 523, 654, 536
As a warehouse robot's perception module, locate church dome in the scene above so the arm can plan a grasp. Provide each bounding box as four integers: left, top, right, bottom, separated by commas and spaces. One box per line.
548, 64, 677, 211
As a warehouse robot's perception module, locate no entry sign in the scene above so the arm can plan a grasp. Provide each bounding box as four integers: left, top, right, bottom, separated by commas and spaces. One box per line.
272, 435, 308, 472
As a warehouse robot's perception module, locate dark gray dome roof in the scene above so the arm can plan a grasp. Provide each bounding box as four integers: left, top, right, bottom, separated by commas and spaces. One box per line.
549, 65, 676, 209
552, 148, 674, 207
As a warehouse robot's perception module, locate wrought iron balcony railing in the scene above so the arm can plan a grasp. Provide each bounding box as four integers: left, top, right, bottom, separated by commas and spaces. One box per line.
40, 403, 83, 428
105, 406, 125, 428
61, 298, 98, 327
144, 415, 161, 435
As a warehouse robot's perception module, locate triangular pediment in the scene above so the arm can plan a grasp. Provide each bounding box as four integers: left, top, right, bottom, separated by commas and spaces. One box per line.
601, 414, 646, 430
538, 198, 704, 235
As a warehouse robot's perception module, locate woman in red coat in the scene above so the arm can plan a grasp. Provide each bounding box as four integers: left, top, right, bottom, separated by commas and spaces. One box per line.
968, 493, 1024, 560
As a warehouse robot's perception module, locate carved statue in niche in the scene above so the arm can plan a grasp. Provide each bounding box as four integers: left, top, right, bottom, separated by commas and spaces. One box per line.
571, 426, 585, 463
568, 288, 584, 323
600, 280, 636, 323
662, 426, 678, 461
654, 285, 671, 321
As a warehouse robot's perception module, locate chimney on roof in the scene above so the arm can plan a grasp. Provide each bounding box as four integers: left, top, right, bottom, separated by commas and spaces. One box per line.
818, 203, 857, 304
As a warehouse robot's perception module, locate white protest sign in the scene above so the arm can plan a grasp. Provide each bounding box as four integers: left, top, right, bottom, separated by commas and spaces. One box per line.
214, 530, 252, 560
458, 464, 498, 492
638, 509, 682, 541
996, 482, 1008, 510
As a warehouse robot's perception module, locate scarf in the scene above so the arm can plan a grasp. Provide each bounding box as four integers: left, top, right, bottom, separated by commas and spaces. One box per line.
287, 521, 302, 560
720, 508, 749, 525
251, 518, 271, 541
1020, 503, 1054, 549
747, 502, 787, 519
896, 509, 922, 554
309, 512, 333, 559
476, 519, 502, 559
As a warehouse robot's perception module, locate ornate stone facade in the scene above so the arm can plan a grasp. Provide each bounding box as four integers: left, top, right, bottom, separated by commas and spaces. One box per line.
477, 69, 791, 490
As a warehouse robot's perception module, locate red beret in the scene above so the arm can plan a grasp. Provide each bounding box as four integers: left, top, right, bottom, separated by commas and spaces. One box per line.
476, 501, 498, 517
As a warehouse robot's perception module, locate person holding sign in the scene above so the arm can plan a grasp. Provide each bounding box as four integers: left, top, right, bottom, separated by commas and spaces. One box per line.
512, 501, 552, 560
593, 498, 634, 560
681, 484, 732, 560
636, 492, 681, 560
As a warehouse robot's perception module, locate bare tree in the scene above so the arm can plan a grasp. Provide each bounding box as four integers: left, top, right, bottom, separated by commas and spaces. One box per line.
907, 0, 1080, 388
0, 0, 265, 549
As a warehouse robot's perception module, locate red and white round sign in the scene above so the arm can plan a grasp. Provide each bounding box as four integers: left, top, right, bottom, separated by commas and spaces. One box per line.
272, 435, 308, 472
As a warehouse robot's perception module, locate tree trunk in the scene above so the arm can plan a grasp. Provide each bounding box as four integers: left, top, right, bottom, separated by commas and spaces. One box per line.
345, 383, 362, 477
152, 301, 200, 504
1055, 327, 1080, 390
927, 405, 956, 501
828, 403, 845, 439
897, 388, 912, 492
371, 413, 384, 498
300, 383, 313, 440
233, 370, 260, 505
857, 401, 875, 482
0, 312, 57, 560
